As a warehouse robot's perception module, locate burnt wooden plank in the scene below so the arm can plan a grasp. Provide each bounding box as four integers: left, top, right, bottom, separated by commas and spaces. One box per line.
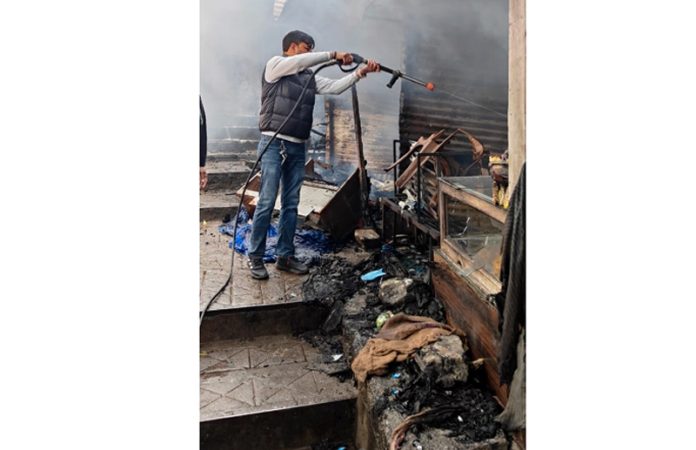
440, 240, 502, 294
440, 179, 507, 224
379, 198, 440, 241
432, 249, 508, 404
395, 130, 446, 188
318, 168, 361, 240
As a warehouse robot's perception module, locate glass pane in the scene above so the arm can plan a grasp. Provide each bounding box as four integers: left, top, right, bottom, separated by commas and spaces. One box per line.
444, 190, 503, 276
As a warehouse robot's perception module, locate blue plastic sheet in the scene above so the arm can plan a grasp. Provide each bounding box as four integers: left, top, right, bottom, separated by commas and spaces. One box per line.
218, 207, 334, 263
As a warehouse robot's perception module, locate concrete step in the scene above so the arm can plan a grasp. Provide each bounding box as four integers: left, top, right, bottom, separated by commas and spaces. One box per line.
200, 334, 357, 450
199, 191, 239, 222
206, 160, 252, 192
201, 301, 328, 343
208, 148, 257, 158
200, 225, 325, 341
199, 231, 372, 342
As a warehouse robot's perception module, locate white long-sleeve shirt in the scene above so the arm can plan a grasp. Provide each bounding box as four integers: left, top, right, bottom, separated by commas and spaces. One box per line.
262, 52, 361, 142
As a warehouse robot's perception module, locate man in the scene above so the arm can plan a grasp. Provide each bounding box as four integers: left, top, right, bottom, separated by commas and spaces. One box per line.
199, 96, 208, 190
248, 30, 379, 280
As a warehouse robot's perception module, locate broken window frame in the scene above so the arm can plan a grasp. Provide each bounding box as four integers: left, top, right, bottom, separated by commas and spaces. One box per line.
438, 176, 507, 292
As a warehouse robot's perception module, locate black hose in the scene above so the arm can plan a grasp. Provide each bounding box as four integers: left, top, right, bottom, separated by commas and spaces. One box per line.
200, 59, 347, 325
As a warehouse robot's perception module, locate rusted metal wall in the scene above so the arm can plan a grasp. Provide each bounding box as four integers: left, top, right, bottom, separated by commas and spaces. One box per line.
400, 80, 508, 155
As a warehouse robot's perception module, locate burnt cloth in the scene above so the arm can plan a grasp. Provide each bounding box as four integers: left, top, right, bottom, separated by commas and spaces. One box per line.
351, 314, 454, 383
496, 163, 526, 385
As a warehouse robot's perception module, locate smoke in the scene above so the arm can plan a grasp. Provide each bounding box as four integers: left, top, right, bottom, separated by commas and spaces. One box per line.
200, 0, 508, 137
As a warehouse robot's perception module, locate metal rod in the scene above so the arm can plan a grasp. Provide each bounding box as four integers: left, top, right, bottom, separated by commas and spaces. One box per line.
326, 98, 334, 164
428, 235, 433, 263
420, 151, 478, 157
416, 152, 421, 221
379, 64, 430, 88
400, 72, 429, 88
392, 139, 398, 197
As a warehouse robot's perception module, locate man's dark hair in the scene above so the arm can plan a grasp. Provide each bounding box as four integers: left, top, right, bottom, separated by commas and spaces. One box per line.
282, 30, 315, 52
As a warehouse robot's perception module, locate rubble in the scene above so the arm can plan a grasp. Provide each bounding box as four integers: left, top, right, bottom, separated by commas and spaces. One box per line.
379, 278, 414, 307
354, 228, 381, 249
374, 358, 503, 447
303, 257, 361, 307
414, 334, 468, 388
322, 300, 345, 333
296, 241, 502, 448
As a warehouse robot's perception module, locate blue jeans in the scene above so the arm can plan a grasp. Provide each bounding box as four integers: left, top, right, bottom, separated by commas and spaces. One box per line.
248, 135, 306, 259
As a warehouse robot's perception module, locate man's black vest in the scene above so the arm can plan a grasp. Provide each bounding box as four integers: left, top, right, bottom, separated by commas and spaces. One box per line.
259, 67, 316, 141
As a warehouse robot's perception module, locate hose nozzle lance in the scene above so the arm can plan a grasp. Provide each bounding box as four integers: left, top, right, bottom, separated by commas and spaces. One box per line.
350, 53, 435, 92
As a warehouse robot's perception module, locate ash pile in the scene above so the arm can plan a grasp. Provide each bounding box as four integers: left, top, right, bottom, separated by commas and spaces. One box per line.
297, 241, 505, 449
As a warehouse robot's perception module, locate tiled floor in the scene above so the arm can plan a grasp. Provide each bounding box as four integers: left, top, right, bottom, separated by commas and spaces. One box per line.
200, 335, 356, 421
199, 224, 307, 312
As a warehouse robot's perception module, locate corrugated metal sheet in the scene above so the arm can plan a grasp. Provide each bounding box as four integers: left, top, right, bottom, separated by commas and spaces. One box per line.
399, 0, 509, 164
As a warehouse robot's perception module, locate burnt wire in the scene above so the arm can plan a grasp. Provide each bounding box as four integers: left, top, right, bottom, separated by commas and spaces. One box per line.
200, 59, 358, 325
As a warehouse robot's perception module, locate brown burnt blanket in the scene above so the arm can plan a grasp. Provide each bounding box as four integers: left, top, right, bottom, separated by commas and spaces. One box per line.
351, 313, 454, 383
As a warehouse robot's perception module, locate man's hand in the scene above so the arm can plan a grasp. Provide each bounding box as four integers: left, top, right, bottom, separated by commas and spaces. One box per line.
357, 59, 380, 78
200, 167, 208, 191
334, 52, 354, 65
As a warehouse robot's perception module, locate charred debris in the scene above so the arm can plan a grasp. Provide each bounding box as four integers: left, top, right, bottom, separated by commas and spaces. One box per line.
296, 232, 503, 447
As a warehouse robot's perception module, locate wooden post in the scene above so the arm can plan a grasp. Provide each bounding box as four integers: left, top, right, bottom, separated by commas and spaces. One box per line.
507, 0, 526, 196
351, 85, 370, 222
324, 97, 335, 164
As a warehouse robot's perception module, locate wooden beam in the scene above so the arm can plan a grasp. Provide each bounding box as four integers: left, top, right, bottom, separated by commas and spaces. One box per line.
507, 0, 526, 195
351, 85, 369, 220
439, 179, 508, 224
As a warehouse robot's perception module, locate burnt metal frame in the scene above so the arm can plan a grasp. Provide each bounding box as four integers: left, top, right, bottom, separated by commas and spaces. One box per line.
380, 145, 473, 262
379, 138, 438, 261
414, 150, 475, 220
392, 139, 406, 197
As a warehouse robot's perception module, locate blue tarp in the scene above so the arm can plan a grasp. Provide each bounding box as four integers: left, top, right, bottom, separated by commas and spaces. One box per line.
218, 207, 334, 263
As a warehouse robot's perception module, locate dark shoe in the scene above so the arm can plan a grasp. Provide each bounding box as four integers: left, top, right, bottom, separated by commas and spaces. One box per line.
248, 257, 269, 280
276, 256, 309, 275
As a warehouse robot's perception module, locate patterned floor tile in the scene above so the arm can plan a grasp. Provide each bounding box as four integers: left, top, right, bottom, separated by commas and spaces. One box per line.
200, 335, 356, 421
200, 230, 309, 311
